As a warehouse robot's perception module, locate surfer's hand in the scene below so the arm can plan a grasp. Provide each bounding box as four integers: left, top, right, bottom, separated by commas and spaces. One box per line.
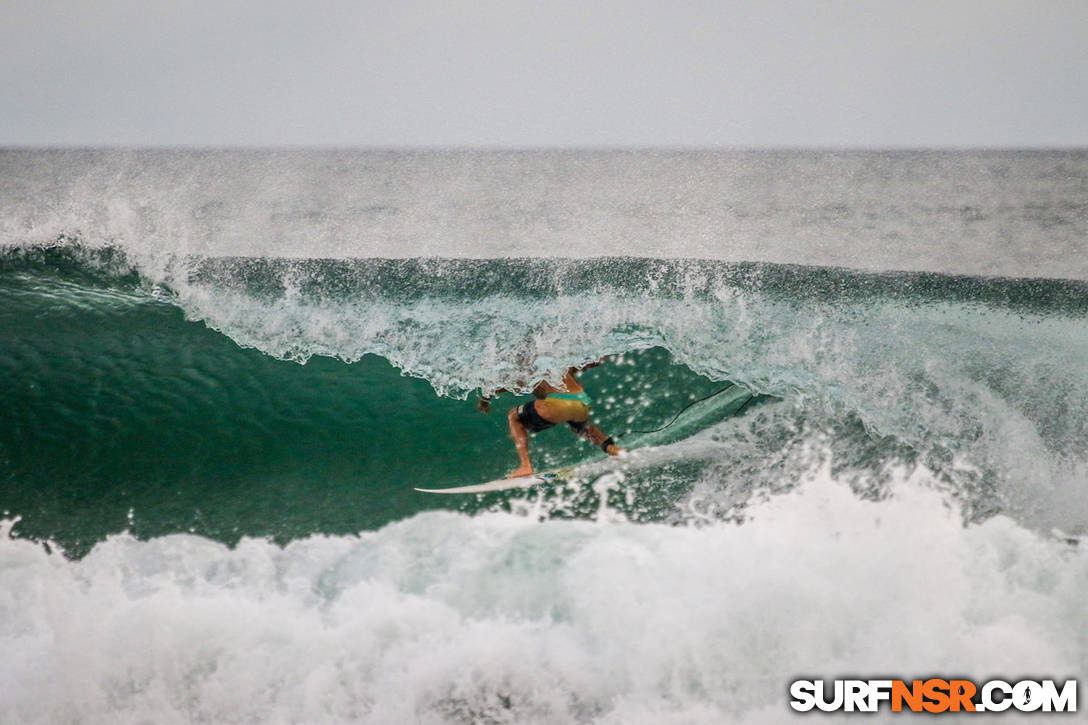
475, 396, 491, 413
604, 443, 624, 456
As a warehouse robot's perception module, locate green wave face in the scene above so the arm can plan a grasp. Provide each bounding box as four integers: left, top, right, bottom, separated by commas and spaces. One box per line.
3, 244, 1088, 554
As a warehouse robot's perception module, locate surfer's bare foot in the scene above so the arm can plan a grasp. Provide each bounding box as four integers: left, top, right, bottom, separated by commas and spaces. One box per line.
508, 464, 534, 478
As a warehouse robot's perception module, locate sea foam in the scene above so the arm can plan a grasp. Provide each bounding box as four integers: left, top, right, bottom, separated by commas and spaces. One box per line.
3, 466, 1083, 724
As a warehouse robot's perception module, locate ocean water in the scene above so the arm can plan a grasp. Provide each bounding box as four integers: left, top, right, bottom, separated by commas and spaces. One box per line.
1, 149, 1087, 723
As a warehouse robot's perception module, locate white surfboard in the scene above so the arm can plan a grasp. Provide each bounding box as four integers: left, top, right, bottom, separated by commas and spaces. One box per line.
414, 469, 572, 495
413, 440, 734, 495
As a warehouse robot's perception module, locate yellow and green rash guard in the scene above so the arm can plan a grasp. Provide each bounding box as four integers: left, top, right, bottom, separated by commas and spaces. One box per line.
545, 391, 592, 407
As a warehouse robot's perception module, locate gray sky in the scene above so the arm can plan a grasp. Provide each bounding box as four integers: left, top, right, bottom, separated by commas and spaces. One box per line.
3, 0, 1086, 147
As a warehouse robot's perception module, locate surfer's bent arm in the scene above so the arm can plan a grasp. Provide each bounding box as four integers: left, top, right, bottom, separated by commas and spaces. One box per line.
571, 421, 623, 456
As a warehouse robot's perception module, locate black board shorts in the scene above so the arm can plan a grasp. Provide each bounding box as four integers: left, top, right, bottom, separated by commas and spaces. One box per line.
517, 401, 588, 434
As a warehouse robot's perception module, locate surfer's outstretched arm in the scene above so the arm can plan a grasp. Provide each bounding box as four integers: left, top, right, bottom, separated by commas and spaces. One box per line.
476, 388, 509, 413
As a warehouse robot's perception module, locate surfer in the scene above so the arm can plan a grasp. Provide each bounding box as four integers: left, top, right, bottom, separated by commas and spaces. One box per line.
477, 362, 624, 478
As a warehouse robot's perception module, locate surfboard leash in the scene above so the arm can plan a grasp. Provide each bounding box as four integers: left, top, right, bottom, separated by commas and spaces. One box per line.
617, 382, 749, 438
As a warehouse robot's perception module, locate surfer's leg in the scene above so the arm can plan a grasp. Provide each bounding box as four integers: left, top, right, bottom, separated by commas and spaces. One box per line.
507, 407, 534, 477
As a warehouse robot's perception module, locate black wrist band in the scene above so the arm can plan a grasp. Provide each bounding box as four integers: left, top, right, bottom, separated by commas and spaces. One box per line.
600, 437, 615, 452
